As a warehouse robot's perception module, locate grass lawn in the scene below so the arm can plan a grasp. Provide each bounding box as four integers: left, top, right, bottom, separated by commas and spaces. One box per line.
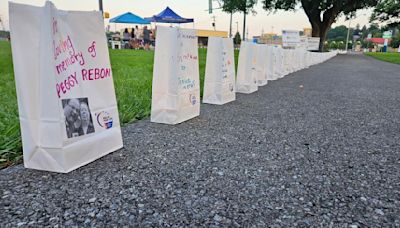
0, 40, 239, 167
365, 52, 400, 65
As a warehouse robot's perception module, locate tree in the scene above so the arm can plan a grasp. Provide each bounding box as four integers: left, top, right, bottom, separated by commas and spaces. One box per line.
367, 23, 382, 37
221, 0, 258, 41
361, 25, 368, 39
391, 33, 400, 48
327, 25, 349, 41
262, 0, 379, 51
371, 0, 400, 26
234, 31, 242, 45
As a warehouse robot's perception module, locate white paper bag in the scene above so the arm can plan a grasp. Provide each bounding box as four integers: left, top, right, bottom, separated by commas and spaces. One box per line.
255, 44, 268, 86
265, 46, 275, 81
236, 42, 258, 94
283, 49, 293, 75
151, 26, 200, 124
272, 47, 284, 80
9, 2, 123, 173
203, 37, 236, 105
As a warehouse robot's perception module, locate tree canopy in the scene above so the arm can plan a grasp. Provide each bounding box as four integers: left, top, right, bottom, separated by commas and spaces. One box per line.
262, 0, 379, 51
370, 0, 400, 26
221, 0, 257, 14
220, 0, 258, 40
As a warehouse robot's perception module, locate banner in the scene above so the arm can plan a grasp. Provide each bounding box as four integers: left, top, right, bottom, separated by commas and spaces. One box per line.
282, 30, 300, 48
9, 2, 123, 173
151, 26, 200, 124
307, 37, 320, 51
203, 37, 236, 105
236, 42, 258, 94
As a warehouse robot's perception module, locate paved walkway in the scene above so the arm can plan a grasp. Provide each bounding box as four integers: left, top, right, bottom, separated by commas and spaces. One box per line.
1, 54, 400, 226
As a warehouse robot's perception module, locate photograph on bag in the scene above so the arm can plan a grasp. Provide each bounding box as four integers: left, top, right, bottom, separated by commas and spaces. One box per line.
62, 98, 95, 138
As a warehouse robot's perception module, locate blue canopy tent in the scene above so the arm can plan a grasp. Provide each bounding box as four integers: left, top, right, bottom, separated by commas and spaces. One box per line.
145, 7, 194, 24
109, 12, 150, 24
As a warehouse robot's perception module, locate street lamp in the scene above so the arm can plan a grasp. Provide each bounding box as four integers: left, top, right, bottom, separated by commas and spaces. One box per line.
345, 12, 367, 53
345, 18, 351, 53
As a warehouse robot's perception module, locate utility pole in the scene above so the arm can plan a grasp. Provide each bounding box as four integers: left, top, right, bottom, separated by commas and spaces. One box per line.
345, 18, 352, 53
229, 12, 233, 38
242, 12, 246, 41
98, 0, 103, 12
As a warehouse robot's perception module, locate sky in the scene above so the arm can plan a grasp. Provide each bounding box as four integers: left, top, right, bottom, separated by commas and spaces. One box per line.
0, 0, 373, 37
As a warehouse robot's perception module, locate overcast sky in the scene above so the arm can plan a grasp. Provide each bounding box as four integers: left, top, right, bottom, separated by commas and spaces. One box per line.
1, 0, 372, 37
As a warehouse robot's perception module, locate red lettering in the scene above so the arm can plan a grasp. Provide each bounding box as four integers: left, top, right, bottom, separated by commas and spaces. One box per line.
60, 82, 66, 95
56, 84, 61, 98
82, 69, 88, 80
55, 72, 79, 98
65, 79, 70, 90
95, 68, 100, 79
81, 68, 111, 81
70, 72, 77, 85
88, 69, 93, 80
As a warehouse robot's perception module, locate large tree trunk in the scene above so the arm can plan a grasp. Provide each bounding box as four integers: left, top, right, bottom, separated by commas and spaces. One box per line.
308, 20, 335, 52
302, 1, 338, 52
317, 20, 333, 52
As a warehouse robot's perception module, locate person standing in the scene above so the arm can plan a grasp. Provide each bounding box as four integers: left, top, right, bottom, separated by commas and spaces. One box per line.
134, 25, 141, 49
129, 27, 135, 49
143, 26, 152, 50
122, 28, 130, 49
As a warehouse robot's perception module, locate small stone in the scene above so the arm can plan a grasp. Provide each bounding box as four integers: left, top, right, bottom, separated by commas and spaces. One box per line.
138, 204, 145, 208
374, 209, 384, 215
217, 171, 224, 176
88, 212, 96, 217
349, 225, 358, 228
214, 214, 223, 222
88, 197, 97, 203
360, 197, 367, 202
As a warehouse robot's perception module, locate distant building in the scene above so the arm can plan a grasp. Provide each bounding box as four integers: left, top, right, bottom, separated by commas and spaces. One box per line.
255, 33, 282, 45
303, 28, 312, 37
196, 29, 228, 47
364, 38, 392, 52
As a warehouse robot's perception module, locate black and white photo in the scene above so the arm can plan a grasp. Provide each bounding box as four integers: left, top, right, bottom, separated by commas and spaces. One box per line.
62, 98, 95, 138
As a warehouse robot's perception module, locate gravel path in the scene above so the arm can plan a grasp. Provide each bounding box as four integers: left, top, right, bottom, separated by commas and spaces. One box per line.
1, 54, 400, 227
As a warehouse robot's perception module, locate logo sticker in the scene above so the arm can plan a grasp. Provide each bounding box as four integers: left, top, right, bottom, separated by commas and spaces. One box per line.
96, 111, 113, 129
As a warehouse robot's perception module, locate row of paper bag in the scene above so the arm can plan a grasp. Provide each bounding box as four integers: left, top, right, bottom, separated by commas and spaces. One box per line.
9, 2, 336, 172
151, 26, 337, 124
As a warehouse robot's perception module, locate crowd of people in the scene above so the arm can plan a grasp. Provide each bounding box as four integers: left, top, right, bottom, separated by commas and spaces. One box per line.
121, 26, 155, 50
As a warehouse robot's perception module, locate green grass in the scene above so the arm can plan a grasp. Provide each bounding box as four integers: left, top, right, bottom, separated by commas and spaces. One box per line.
365, 52, 400, 65
0, 40, 239, 168
0, 41, 21, 167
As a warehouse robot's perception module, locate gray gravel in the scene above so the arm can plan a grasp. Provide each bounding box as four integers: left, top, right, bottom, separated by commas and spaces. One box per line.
1, 54, 400, 227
